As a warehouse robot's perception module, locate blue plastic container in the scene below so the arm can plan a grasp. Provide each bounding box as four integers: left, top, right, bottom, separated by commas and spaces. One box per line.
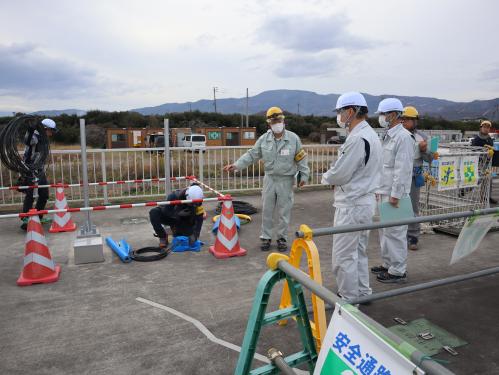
171, 236, 203, 252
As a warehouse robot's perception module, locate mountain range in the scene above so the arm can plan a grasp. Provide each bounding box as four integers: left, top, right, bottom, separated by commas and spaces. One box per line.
25, 90, 499, 121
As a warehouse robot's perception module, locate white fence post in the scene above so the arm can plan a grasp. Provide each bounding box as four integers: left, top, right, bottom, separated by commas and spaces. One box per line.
101, 151, 109, 205
199, 149, 204, 183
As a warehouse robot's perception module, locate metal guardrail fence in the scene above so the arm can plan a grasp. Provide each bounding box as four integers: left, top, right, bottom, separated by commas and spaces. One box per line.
1, 144, 496, 208
0, 145, 340, 206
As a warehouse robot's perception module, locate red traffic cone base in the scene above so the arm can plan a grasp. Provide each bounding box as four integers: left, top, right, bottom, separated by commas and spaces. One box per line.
49, 187, 76, 233
209, 199, 247, 259
18, 212, 61, 286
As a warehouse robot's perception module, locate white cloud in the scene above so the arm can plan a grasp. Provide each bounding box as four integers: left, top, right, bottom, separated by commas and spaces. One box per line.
258, 13, 373, 53
274, 52, 338, 78
0, 0, 498, 110
0, 43, 99, 98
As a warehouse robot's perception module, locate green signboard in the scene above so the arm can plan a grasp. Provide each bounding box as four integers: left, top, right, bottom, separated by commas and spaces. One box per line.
208, 131, 221, 140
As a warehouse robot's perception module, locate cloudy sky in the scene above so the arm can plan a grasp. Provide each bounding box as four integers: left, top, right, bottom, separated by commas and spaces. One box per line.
1, 0, 498, 112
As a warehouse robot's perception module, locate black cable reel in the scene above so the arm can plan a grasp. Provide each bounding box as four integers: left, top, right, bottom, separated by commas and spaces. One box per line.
0, 115, 51, 186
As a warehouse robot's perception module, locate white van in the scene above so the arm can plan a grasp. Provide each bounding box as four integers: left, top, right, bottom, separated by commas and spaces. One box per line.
182, 134, 206, 151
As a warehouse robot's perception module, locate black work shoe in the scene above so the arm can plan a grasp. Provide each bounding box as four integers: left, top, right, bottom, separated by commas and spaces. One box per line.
408, 237, 418, 251
260, 239, 271, 252
20, 222, 28, 231
377, 271, 407, 284
277, 238, 287, 252
370, 265, 388, 274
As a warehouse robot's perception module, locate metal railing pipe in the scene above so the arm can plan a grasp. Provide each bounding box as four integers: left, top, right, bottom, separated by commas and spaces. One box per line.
296, 207, 499, 238
278, 260, 342, 306
349, 265, 499, 305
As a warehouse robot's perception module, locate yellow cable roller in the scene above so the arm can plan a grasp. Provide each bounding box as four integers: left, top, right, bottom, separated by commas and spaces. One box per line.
212, 214, 252, 224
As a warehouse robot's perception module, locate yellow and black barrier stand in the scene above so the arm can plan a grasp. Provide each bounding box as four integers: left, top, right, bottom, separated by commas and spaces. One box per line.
278, 224, 327, 350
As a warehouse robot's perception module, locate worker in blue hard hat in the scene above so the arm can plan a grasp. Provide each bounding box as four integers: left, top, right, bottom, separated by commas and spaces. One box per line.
321, 92, 382, 301
371, 98, 415, 283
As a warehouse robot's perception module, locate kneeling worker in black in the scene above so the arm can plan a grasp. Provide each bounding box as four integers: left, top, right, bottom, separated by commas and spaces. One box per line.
149, 184, 206, 248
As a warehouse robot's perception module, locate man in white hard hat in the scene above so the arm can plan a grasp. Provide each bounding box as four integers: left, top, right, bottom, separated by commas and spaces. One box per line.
321, 92, 382, 301
401, 106, 433, 250
224, 107, 310, 252
371, 98, 414, 283
20, 118, 58, 230
149, 183, 207, 248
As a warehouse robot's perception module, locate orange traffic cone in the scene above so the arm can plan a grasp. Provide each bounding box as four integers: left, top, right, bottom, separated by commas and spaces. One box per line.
49, 186, 76, 233
209, 198, 247, 259
17, 211, 61, 286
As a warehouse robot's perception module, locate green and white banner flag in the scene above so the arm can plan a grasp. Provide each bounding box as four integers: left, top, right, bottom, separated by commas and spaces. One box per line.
314, 304, 424, 375
451, 214, 498, 265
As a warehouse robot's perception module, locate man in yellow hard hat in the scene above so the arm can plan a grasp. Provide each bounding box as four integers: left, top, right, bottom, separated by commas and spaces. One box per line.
471, 120, 497, 205
224, 107, 309, 251
401, 106, 433, 250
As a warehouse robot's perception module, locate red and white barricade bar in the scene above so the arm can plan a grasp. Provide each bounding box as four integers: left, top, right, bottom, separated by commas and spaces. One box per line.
0, 176, 187, 191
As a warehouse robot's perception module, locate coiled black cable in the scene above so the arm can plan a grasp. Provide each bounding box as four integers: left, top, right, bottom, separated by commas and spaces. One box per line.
0, 115, 50, 178
131, 246, 171, 262
215, 200, 258, 215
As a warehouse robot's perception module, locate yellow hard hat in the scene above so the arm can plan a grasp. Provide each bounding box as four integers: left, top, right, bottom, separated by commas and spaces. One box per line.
266, 106, 285, 121
402, 106, 419, 119
480, 120, 492, 127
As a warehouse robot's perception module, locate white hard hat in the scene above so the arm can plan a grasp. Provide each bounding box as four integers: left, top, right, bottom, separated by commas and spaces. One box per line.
376, 98, 403, 114
186, 185, 204, 200
41, 118, 57, 130
335, 92, 367, 110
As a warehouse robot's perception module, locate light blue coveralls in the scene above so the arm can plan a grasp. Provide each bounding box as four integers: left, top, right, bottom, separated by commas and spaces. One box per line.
321, 121, 383, 299
376, 123, 415, 276
234, 129, 310, 241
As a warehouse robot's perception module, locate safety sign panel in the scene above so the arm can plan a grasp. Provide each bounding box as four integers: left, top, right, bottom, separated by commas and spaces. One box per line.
459, 156, 479, 188
314, 304, 424, 375
438, 157, 457, 191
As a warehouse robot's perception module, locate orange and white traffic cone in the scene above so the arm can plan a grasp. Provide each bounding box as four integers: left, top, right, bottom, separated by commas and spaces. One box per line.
49, 186, 76, 233
17, 210, 61, 286
209, 198, 247, 259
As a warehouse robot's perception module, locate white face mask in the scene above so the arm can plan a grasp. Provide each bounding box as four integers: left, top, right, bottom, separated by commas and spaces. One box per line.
336, 113, 346, 129
270, 122, 284, 134
378, 115, 389, 128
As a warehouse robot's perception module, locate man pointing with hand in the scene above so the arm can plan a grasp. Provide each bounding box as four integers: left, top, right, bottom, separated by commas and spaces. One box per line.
224, 106, 309, 252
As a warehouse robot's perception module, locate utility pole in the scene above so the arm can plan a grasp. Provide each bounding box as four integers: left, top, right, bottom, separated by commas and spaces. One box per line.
297, 102, 300, 115
246, 88, 249, 128
189, 103, 192, 112
213, 87, 218, 113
